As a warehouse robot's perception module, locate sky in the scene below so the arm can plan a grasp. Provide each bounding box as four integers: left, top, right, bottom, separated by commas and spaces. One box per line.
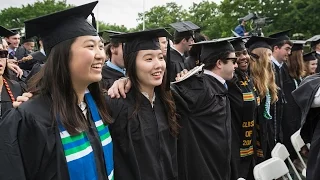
0, 0, 222, 28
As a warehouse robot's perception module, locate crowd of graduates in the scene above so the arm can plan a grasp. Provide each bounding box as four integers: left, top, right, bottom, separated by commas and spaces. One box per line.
0, 1, 319, 180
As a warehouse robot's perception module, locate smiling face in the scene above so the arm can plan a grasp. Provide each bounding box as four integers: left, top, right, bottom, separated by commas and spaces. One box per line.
236, 49, 250, 71
135, 49, 166, 91
273, 43, 292, 62
5, 34, 20, 49
307, 59, 318, 74
69, 35, 106, 87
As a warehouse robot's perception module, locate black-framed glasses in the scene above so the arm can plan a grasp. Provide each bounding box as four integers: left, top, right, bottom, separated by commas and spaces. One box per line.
0, 50, 8, 59
225, 57, 238, 64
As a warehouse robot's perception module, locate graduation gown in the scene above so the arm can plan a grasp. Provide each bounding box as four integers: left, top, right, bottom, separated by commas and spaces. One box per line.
169, 48, 187, 82
19, 51, 46, 71
0, 95, 110, 180
101, 65, 124, 90
0, 79, 23, 119
315, 53, 320, 73
107, 90, 178, 180
292, 73, 320, 180
171, 73, 232, 180
15, 46, 32, 61
184, 56, 197, 70
281, 63, 302, 159
25, 63, 44, 84
270, 63, 285, 146
227, 70, 259, 179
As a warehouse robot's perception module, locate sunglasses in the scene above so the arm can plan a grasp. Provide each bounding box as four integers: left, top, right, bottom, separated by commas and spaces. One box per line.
225, 57, 238, 64
0, 50, 8, 59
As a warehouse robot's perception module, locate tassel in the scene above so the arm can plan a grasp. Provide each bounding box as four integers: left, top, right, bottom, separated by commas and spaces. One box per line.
91, 13, 97, 29
165, 38, 171, 91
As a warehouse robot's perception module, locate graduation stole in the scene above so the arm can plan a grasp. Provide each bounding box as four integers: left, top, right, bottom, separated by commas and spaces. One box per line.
58, 92, 114, 180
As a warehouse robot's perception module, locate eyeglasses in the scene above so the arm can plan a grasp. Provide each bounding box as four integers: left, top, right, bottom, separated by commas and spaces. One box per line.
0, 50, 8, 59
225, 57, 238, 64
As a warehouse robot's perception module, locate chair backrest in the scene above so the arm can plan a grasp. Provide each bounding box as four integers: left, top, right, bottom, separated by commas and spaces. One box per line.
271, 143, 290, 160
254, 157, 290, 180
291, 129, 305, 152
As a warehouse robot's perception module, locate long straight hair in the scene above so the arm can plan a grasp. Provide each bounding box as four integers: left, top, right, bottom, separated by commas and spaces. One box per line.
287, 50, 305, 79
250, 48, 278, 104
28, 38, 112, 135
124, 51, 179, 136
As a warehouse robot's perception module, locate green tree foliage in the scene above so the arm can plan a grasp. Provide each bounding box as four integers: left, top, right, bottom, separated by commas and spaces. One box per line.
97, 21, 129, 33
0, 0, 72, 28
135, 2, 188, 31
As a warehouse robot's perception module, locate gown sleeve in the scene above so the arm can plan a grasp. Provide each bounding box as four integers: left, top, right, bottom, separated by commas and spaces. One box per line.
0, 108, 48, 180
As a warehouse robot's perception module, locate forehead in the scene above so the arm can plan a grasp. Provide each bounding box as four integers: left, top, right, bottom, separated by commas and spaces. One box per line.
8, 34, 20, 39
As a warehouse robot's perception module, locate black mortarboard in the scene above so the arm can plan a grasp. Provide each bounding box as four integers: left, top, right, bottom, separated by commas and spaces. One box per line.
24, 1, 98, 55
98, 30, 122, 45
170, 21, 200, 40
306, 35, 320, 48
111, 28, 171, 56
111, 28, 172, 89
269, 29, 291, 43
230, 38, 246, 51
303, 52, 317, 62
0, 26, 18, 38
191, 39, 235, 63
245, 36, 277, 52
291, 40, 305, 52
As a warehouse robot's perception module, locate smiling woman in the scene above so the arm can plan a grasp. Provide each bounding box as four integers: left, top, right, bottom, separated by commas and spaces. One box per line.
105, 28, 179, 180
0, 1, 115, 180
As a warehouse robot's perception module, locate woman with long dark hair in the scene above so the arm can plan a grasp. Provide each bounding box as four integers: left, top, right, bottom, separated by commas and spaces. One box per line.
106, 29, 179, 180
0, 2, 114, 179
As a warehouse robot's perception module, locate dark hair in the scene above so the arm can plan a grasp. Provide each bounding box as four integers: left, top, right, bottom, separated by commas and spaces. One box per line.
28, 38, 112, 135
203, 51, 234, 70
124, 51, 179, 136
287, 50, 305, 79
272, 40, 293, 50
174, 35, 192, 44
238, 18, 244, 24
105, 42, 120, 59
189, 33, 208, 58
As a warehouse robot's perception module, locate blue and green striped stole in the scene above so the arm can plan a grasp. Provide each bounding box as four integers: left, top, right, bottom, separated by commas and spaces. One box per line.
58, 92, 114, 180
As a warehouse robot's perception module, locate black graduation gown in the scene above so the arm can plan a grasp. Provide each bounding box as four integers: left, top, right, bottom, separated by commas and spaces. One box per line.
292, 73, 320, 180
0, 95, 110, 180
171, 73, 232, 180
0, 79, 23, 119
270, 63, 285, 146
101, 65, 124, 90
169, 49, 187, 82
227, 70, 259, 179
281, 63, 302, 159
315, 53, 320, 73
107, 90, 178, 180
25, 63, 44, 84
19, 51, 46, 71
184, 56, 197, 70
15, 46, 32, 61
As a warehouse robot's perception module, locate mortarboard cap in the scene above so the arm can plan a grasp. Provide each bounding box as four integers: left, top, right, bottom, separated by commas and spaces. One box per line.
21, 36, 34, 43
191, 39, 235, 63
98, 30, 122, 45
230, 37, 246, 51
291, 40, 305, 52
306, 35, 320, 48
0, 26, 18, 38
268, 29, 291, 44
170, 21, 200, 40
245, 36, 277, 52
303, 52, 317, 62
24, 1, 98, 55
110, 28, 171, 56
9, 28, 21, 34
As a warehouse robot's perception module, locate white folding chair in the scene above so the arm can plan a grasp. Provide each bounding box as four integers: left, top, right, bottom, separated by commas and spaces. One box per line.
271, 143, 302, 180
291, 129, 307, 168
253, 157, 293, 180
